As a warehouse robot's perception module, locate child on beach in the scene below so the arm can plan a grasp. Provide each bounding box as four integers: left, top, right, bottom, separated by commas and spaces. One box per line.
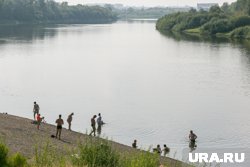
36, 114, 44, 130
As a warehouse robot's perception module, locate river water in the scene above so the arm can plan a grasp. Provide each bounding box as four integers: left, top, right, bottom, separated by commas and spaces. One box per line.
0, 21, 250, 161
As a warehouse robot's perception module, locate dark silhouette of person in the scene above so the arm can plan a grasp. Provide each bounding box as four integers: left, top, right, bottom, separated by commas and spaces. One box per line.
189, 130, 197, 142
55, 115, 64, 140
162, 144, 170, 156
153, 144, 162, 154
189, 130, 197, 152
33, 101, 40, 120
67, 113, 74, 131
132, 140, 137, 148
89, 115, 97, 136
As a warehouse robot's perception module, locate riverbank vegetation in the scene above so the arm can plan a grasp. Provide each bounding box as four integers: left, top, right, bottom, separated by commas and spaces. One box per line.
156, 0, 250, 39
0, 139, 185, 167
0, 0, 117, 24
0, 114, 187, 167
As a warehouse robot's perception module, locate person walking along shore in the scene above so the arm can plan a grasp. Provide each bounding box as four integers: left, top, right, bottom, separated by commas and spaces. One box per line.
89, 115, 97, 136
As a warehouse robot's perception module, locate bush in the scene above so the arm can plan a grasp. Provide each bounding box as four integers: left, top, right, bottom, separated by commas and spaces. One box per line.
202, 18, 233, 34
72, 139, 120, 167
8, 153, 27, 167
0, 143, 9, 166
230, 26, 250, 38
0, 143, 27, 167
232, 16, 250, 28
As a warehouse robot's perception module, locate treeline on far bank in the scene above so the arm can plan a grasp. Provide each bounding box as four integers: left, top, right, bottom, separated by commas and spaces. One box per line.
156, 0, 250, 39
0, 0, 117, 24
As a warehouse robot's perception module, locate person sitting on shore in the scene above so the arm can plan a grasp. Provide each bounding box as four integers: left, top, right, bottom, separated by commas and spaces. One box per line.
89, 115, 97, 136
67, 113, 74, 131
55, 115, 64, 140
153, 144, 162, 154
162, 144, 170, 156
189, 130, 197, 143
132, 140, 137, 148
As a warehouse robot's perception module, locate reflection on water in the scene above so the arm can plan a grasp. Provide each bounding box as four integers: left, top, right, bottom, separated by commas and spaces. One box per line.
160, 30, 232, 44
160, 30, 250, 86
0, 24, 57, 41
189, 141, 197, 152
0, 21, 250, 162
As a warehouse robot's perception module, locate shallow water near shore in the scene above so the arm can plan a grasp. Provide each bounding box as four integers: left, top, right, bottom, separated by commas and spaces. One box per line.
0, 21, 250, 162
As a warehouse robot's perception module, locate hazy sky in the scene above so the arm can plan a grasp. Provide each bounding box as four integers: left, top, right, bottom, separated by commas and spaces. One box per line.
55, 0, 237, 7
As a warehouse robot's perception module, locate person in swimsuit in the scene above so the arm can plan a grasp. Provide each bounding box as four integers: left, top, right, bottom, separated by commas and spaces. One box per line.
55, 115, 64, 140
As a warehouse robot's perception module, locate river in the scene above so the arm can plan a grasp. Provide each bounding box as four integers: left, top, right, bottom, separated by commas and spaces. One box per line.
0, 21, 250, 163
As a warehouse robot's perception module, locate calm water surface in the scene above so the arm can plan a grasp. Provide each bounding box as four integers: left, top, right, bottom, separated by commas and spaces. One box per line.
0, 21, 250, 160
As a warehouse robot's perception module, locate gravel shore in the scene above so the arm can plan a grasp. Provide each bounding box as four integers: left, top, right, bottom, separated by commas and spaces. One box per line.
0, 113, 187, 166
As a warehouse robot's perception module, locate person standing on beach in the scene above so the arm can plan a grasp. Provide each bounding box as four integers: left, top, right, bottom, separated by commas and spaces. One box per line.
55, 115, 64, 140
36, 114, 42, 130
89, 115, 97, 136
67, 113, 74, 131
33, 101, 40, 120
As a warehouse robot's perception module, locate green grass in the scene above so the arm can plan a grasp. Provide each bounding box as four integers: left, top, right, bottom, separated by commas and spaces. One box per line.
184, 28, 202, 34
0, 142, 27, 167
0, 139, 187, 167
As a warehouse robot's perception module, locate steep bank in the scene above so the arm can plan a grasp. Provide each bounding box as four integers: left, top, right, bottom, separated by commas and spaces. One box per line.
0, 113, 187, 166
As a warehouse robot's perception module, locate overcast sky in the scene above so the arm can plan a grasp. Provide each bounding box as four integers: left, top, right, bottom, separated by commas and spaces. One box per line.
55, 0, 237, 7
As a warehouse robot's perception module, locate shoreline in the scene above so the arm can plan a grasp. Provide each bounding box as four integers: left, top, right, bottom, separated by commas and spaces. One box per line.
0, 113, 188, 166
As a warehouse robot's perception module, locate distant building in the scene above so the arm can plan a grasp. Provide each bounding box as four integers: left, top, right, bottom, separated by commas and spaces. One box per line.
197, 3, 219, 11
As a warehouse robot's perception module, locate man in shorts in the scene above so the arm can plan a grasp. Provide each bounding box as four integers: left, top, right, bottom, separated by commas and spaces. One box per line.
55, 115, 64, 140
33, 101, 40, 120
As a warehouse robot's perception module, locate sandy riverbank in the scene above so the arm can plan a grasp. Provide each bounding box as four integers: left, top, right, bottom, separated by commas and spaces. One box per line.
0, 113, 188, 166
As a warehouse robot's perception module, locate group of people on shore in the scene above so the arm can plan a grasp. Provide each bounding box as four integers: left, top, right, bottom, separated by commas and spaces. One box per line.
32, 101, 198, 152
32, 102, 104, 139
132, 130, 198, 155
132, 139, 170, 156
